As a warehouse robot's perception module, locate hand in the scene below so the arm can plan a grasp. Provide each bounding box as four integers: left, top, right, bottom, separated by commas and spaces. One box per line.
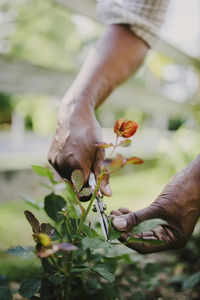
111, 155, 200, 253
48, 93, 112, 198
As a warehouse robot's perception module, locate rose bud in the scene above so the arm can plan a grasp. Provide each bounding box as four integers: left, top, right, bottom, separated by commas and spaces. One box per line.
114, 119, 138, 138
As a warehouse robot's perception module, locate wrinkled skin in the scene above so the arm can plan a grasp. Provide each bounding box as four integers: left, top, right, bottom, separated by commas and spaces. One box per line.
48, 94, 111, 197
111, 155, 200, 253
48, 25, 148, 197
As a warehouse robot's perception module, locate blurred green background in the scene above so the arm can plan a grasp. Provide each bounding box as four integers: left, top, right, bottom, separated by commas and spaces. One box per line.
0, 0, 200, 298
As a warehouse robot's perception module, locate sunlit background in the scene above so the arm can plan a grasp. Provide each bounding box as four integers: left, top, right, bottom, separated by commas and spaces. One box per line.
0, 0, 200, 296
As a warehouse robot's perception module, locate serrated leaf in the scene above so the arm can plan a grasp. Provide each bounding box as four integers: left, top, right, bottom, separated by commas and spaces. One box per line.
0, 286, 12, 300
71, 169, 84, 193
44, 193, 66, 222
118, 139, 132, 147
92, 264, 115, 283
31, 165, 56, 184
18, 278, 41, 298
24, 210, 40, 234
79, 187, 92, 198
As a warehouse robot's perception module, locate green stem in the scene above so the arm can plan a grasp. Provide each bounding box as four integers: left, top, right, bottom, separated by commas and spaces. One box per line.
49, 254, 66, 276
64, 216, 72, 242
64, 252, 74, 300
77, 173, 103, 235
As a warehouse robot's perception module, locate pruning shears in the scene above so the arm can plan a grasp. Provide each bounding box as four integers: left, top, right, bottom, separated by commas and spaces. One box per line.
89, 173, 109, 241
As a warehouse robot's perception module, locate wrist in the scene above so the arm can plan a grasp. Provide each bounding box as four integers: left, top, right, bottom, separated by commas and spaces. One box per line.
186, 154, 200, 186
60, 88, 96, 114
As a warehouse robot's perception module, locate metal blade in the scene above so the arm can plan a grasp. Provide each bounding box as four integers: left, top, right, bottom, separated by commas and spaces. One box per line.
95, 197, 109, 241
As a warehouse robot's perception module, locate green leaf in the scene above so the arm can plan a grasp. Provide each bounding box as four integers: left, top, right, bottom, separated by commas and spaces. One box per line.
18, 278, 41, 298
118, 139, 132, 147
21, 195, 40, 211
109, 228, 121, 240
72, 266, 90, 273
32, 165, 56, 184
7, 246, 33, 256
92, 264, 115, 283
79, 187, 92, 198
82, 237, 106, 250
131, 219, 167, 235
47, 275, 65, 285
67, 202, 78, 219
182, 272, 200, 290
24, 210, 40, 233
84, 278, 102, 295
44, 193, 66, 222
42, 258, 56, 274
71, 170, 84, 192
0, 286, 12, 300
81, 225, 98, 238
65, 180, 77, 200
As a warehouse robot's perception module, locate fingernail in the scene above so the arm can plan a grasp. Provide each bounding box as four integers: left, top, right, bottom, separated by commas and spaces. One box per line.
105, 184, 112, 196
114, 218, 127, 229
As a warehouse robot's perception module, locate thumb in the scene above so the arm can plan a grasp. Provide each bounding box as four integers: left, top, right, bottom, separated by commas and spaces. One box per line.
93, 148, 112, 197
112, 203, 162, 232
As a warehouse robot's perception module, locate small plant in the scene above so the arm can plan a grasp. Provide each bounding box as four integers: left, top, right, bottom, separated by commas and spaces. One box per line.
5, 119, 151, 300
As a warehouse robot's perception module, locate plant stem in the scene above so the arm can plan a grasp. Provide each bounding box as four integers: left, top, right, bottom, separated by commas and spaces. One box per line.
76, 174, 102, 235
109, 135, 118, 157
64, 252, 74, 300
49, 255, 66, 276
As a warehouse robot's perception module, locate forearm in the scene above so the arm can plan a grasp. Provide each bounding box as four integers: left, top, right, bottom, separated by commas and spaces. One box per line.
68, 24, 148, 109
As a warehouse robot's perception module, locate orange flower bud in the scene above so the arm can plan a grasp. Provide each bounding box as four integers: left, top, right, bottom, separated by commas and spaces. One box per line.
114, 118, 124, 136
114, 119, 138, 138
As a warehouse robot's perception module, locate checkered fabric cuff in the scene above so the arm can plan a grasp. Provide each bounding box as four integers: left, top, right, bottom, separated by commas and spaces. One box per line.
96, 0, 169, 48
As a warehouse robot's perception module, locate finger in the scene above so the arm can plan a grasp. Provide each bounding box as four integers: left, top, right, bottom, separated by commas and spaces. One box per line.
112, 215, 129, 232
93, 148, 112, 197
110, 210, 122, 216
136, 231, 155, 238
119, 232, 129, 243
119, 207, 132, 214
124, 225, 174, 254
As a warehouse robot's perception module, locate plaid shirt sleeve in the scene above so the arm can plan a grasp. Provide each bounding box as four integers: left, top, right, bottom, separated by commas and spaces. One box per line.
96, 0, 169, 48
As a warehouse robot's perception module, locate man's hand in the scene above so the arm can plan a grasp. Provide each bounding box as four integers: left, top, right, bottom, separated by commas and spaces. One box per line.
111, 155, 200, 253
48, 25, 148, 196
48, 93, 112, 197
